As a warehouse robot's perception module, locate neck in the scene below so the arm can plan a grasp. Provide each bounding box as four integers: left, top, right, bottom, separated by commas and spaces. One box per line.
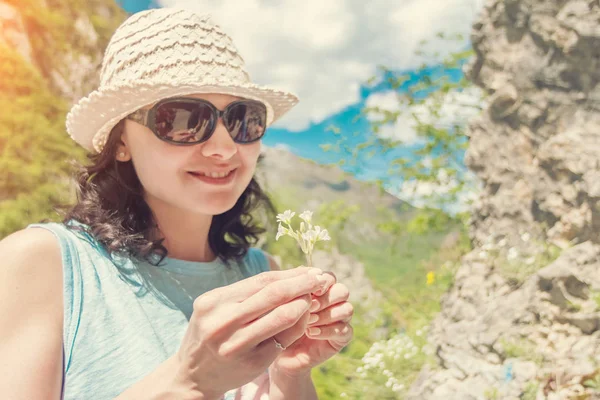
145, 195, 216, 263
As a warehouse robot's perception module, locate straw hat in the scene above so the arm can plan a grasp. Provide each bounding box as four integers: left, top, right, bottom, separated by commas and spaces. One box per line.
66, 7, 299, 153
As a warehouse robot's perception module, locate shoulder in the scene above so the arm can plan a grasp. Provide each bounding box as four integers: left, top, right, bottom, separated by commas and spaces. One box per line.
0, 227, 63, 294
0, 226, 62, 265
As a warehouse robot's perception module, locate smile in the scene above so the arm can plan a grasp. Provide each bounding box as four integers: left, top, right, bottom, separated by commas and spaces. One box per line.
187, 169, 237, 185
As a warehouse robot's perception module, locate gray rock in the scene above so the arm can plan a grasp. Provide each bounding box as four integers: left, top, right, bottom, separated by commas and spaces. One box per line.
409, 0, 600, 398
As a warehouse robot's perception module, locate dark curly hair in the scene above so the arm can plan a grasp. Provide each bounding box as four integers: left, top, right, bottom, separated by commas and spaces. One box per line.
58, 118, 276, 269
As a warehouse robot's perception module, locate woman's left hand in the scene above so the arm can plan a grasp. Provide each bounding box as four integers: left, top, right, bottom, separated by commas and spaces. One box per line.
270, 272, 354, 377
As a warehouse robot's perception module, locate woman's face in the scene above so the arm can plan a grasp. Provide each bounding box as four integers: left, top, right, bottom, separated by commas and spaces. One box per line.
118, 93, 263, 216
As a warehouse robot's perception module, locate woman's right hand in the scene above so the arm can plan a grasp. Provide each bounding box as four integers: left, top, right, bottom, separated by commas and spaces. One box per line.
173, 266, 327, 399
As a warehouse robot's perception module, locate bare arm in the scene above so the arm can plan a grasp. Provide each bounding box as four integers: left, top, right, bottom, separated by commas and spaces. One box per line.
0, 228, 214, 400
0, 229, 64, 400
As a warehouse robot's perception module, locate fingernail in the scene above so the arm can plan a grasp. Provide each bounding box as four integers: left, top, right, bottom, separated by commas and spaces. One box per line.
310, 299, 320, 312
307, 327, 321, 336
308, 268, 323, 276
308, 314, 319, 324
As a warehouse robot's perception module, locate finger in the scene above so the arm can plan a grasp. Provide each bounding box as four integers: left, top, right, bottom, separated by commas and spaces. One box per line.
310, 283, 350, 313
306, 321, 353, 342
272, 308, 311, 349
232, 294, 313, 351
226, 266, 322, 303
236, 272, 327, 324
193, 268, 319, 315
312, 271, 337, 296
253, 333, 288, 366
308, 301, 354, 327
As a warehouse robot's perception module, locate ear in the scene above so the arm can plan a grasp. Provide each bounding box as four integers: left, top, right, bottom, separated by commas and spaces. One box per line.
115, 125, 132, 162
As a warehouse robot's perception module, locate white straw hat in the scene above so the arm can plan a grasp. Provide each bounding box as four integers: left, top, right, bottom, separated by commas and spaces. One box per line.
66, 7, 299, 154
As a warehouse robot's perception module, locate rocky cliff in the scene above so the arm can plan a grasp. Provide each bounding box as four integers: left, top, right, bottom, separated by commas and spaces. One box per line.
408, 1, 600, 399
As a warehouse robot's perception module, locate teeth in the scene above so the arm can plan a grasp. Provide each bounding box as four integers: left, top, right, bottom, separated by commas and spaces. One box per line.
201, 170, 232, 178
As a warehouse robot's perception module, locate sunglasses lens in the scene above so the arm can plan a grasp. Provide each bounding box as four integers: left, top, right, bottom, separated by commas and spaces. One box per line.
154, 101, 214, 143
225, 102, 267, 142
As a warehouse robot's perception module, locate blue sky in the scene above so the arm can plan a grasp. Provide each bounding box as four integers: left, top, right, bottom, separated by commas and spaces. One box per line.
115, 0, 485, 209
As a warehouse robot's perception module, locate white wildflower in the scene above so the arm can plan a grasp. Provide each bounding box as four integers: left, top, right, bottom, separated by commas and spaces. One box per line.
392, 383, 405, 392
507, 247, 519, 261
276, 210, 295, 224
315, 226, 331, 241
275, 224, 288, 241
299, 210, 313, 224
274, 209, 330, 268
301, 230, 318, 243
498, 238, 508, 247
521, 232, 531, 242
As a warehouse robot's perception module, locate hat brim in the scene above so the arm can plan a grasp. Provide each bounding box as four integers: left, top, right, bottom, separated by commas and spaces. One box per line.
66, 81, 299, 153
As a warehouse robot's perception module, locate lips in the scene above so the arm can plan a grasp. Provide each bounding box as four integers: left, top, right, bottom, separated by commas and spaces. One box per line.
189, 170, 234, 178
187, 168, 237, 177
187, 168, 237, 184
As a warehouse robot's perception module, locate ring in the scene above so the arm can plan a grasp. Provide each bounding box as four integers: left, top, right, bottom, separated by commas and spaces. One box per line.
273, 338, 286, 350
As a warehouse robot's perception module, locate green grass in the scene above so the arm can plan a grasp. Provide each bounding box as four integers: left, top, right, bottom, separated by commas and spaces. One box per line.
522, 382, 539, 400
340, 229, 451, 287
499, 337, 545, 366
591, 290, 600, 310
494, 241, 563, 285
483, 387, 500, 400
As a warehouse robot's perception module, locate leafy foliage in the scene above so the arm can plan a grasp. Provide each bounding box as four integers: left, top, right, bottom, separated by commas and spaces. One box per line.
0, 0, 126, 238
0, 44, 83, 236
323, 34, 485, 238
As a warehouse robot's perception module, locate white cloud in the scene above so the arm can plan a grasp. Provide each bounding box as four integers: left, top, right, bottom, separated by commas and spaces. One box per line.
365, 91, 400, 113
158, 0, 485, 130
364, 86, 486, 144
389, 168, 481, 214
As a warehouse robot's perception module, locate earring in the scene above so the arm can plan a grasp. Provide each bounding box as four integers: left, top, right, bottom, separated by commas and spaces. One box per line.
119, 152, 126, 158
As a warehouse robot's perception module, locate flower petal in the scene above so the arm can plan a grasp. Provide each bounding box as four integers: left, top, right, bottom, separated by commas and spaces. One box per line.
299, 210, 313, 224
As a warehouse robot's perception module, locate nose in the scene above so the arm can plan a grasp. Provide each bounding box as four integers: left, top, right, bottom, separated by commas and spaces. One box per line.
200, 115, 237, 160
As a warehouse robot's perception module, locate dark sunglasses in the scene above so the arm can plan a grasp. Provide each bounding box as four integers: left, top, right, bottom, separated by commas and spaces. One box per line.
126, 97, 268, 145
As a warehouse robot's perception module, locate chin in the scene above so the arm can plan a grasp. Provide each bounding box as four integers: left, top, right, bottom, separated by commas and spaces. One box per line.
188, 195, 240, 216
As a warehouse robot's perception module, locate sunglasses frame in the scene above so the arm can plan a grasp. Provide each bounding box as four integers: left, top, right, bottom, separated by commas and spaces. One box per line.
126, 96, 268, 146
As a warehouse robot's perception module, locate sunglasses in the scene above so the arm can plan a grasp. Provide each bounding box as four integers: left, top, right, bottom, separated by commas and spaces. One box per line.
126, 97, 268, 145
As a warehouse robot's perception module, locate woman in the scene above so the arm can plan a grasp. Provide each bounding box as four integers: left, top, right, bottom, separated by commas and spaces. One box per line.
0, 7, 354, 400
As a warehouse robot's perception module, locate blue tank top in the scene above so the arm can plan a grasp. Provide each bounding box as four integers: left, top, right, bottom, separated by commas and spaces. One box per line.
26, 219, 272, 400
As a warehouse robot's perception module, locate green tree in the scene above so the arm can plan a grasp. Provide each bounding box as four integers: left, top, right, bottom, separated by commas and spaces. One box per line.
0, 0, 126, 238
323, 33, 485, 235
0, 45, 84, 237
